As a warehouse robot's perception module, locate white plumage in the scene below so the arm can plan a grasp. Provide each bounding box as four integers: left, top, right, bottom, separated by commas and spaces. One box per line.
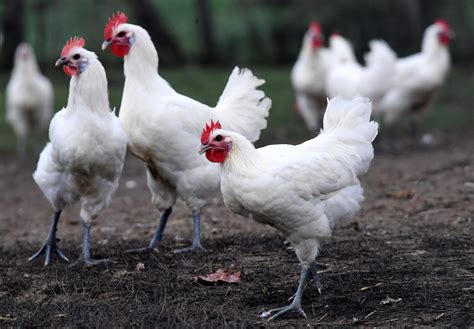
30, 40, 128, 266
201, 96, 378, 319
104, 19, 270, 252
326, 36, 397, 112
5, 43, 53, 155
291, 22, 329, 131
370, 21, 452, 126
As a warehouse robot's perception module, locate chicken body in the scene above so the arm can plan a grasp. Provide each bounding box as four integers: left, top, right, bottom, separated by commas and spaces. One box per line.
30, 39, 128, 266
103, 15, 270, 252
372, 21, 452, 128
326, 36, 396, 112
201, 96, 378, 319
6, 43, 53, 155
291, 22, 329, 132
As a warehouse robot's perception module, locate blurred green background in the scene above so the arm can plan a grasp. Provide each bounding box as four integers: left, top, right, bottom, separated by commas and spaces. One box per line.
0, 0, 473, 152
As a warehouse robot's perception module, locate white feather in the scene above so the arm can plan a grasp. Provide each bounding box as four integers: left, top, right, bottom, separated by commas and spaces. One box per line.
5, 43, 53, 149
326, 36, 397, 111
370, 23, 451, 124
216, 96, 378, 265
33, 48, 127, 224
291, 27, 330, 131
116, 23, 271, 215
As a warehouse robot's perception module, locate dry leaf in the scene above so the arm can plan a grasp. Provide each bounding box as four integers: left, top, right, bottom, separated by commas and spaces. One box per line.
193, 269, 241, 285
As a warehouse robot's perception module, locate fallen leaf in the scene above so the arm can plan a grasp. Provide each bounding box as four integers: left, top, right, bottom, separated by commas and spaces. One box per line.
193, 269, 240, 285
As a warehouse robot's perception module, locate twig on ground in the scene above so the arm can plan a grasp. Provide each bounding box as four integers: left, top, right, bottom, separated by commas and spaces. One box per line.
360, 282, 382, 291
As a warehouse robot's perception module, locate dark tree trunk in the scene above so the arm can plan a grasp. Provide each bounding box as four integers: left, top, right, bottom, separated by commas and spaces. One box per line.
129, 0, 186, 65
195, 0, 217, 65
2, 0, 24, 70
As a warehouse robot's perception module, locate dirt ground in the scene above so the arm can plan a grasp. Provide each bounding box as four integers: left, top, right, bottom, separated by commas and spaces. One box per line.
0, 130, 472, 327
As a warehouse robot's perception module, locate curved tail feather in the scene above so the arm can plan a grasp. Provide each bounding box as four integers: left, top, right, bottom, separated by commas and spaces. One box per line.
321, 96, 378, 176
214, 67, 271, 142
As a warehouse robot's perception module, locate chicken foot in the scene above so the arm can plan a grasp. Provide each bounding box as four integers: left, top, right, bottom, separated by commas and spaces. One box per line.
173, 211, 207, 253
126, 207, 172, 253
70, 223, 109, 267
28, 210, 69, 266
261, 261, 324, 320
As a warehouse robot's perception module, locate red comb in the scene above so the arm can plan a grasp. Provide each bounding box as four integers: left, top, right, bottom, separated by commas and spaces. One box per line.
435, 19, 450, 30
310, 21, 321, 33
61, 36, 85, 57
330, 32, 341, 38
104, 11, 128, 40
201, 120, 221, 144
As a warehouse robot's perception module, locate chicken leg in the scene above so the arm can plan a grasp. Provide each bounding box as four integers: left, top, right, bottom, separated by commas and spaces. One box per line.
28, 210, 70, 266
70, 223, 109, 267
173, 211, 207, 253
16, 136, 27, 157
261, 261, 323, 321
127, 207, 172, 253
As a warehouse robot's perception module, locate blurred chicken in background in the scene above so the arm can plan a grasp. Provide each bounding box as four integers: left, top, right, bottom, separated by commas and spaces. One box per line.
326, 35, 397, 115
368, 19, 453, 143
291, 22, 329, 132
5, 43, 53, 156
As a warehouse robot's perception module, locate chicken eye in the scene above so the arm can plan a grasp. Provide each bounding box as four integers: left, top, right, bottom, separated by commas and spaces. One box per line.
117, 31, 126, 37
73, 54, 80, 60
215, 135, 223, 142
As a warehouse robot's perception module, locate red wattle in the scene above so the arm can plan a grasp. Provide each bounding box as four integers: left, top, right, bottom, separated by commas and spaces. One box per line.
111, 44, 130, 57
63, 65, 77, 77
206, 149, 227, 163
311, 38, 323, 49
439, 33, 451, 45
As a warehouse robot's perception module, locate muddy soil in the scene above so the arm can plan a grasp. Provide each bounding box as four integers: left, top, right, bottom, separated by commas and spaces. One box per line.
0, 131, 472, 327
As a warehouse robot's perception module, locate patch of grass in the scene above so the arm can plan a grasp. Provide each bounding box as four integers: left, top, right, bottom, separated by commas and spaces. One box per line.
0, 65, 472, 153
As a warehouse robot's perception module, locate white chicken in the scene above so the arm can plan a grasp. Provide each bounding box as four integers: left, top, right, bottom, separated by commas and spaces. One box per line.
199, 96, 378, 320
29, 37, 128, 266
291, 22, 329, 132
326, 35, 397, 112
5, 43, 53, 155
371, 19, 453, 132
101, 12, 271, 253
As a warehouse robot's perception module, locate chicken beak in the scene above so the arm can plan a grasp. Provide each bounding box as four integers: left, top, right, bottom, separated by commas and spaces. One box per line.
55, 58, 68, 67
101, 40, 111, 51
199, 144, 212, 155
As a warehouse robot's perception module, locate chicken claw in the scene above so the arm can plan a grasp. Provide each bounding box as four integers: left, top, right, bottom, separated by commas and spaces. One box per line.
28, 239, 70, 266
261, 302, 307, 321
173, 242, 207, 254
69, 257, 110, 268
28, 211, 69, 266
261, 264, 320, 320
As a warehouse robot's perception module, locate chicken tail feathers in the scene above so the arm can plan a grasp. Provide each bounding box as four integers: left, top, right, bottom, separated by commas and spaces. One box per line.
214, 67, 271, 142
321, 96, 378, 176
